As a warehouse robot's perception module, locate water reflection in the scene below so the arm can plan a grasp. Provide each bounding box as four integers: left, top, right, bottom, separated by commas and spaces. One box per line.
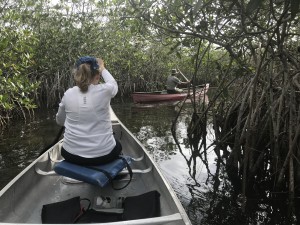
113, 98, 290, 224
0, 109, 62, 190
112, 100, 216, 225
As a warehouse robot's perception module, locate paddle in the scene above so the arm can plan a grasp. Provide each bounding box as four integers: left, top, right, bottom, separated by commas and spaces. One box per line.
176, 68, 190, 83
39, 126, 65, 156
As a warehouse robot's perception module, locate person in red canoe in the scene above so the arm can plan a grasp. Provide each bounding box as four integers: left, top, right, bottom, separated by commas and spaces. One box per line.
166, 69, 190, 94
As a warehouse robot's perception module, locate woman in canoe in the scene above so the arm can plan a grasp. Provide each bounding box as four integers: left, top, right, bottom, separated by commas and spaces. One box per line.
56, 56, 122, 166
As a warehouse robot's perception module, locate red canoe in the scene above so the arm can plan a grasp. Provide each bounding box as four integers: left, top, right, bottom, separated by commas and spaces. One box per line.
132, 84, 209, 104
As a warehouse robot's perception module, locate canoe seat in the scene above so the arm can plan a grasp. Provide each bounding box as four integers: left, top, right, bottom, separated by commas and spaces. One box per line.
54, 156, 132, 189
35, 152, 152, 176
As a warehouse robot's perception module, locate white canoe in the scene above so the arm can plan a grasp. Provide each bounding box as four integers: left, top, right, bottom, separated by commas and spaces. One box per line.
0, 108, 192, 225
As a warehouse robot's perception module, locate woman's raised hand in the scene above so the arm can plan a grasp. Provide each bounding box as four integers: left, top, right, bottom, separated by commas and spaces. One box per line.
97, 58, 105, 73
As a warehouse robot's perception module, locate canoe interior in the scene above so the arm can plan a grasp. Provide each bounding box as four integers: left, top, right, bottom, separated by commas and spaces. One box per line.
0, 120, 191, 225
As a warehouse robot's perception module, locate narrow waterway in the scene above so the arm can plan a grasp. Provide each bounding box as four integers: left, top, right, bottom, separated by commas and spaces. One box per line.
0, 99, 216, 224
1, 98, 287, 225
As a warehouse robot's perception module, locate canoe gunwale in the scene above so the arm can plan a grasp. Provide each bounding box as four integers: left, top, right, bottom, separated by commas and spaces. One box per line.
0, 213, 183, 225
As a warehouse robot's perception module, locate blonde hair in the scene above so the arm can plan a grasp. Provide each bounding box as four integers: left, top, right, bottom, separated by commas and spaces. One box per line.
74, 63, 100, 92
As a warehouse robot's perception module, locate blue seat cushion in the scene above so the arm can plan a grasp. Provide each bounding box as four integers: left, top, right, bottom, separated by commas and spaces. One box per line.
54, 156, 132, 188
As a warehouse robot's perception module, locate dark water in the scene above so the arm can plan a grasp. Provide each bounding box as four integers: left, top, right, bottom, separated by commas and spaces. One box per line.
0, 99, 282, 225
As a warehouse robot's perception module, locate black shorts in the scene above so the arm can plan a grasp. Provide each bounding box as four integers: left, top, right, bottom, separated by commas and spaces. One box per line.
61, 139, 122, 166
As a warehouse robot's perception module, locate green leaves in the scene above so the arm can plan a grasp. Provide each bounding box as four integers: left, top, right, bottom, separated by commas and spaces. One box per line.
1, 0, 300, 129
0, 22, 39, 124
